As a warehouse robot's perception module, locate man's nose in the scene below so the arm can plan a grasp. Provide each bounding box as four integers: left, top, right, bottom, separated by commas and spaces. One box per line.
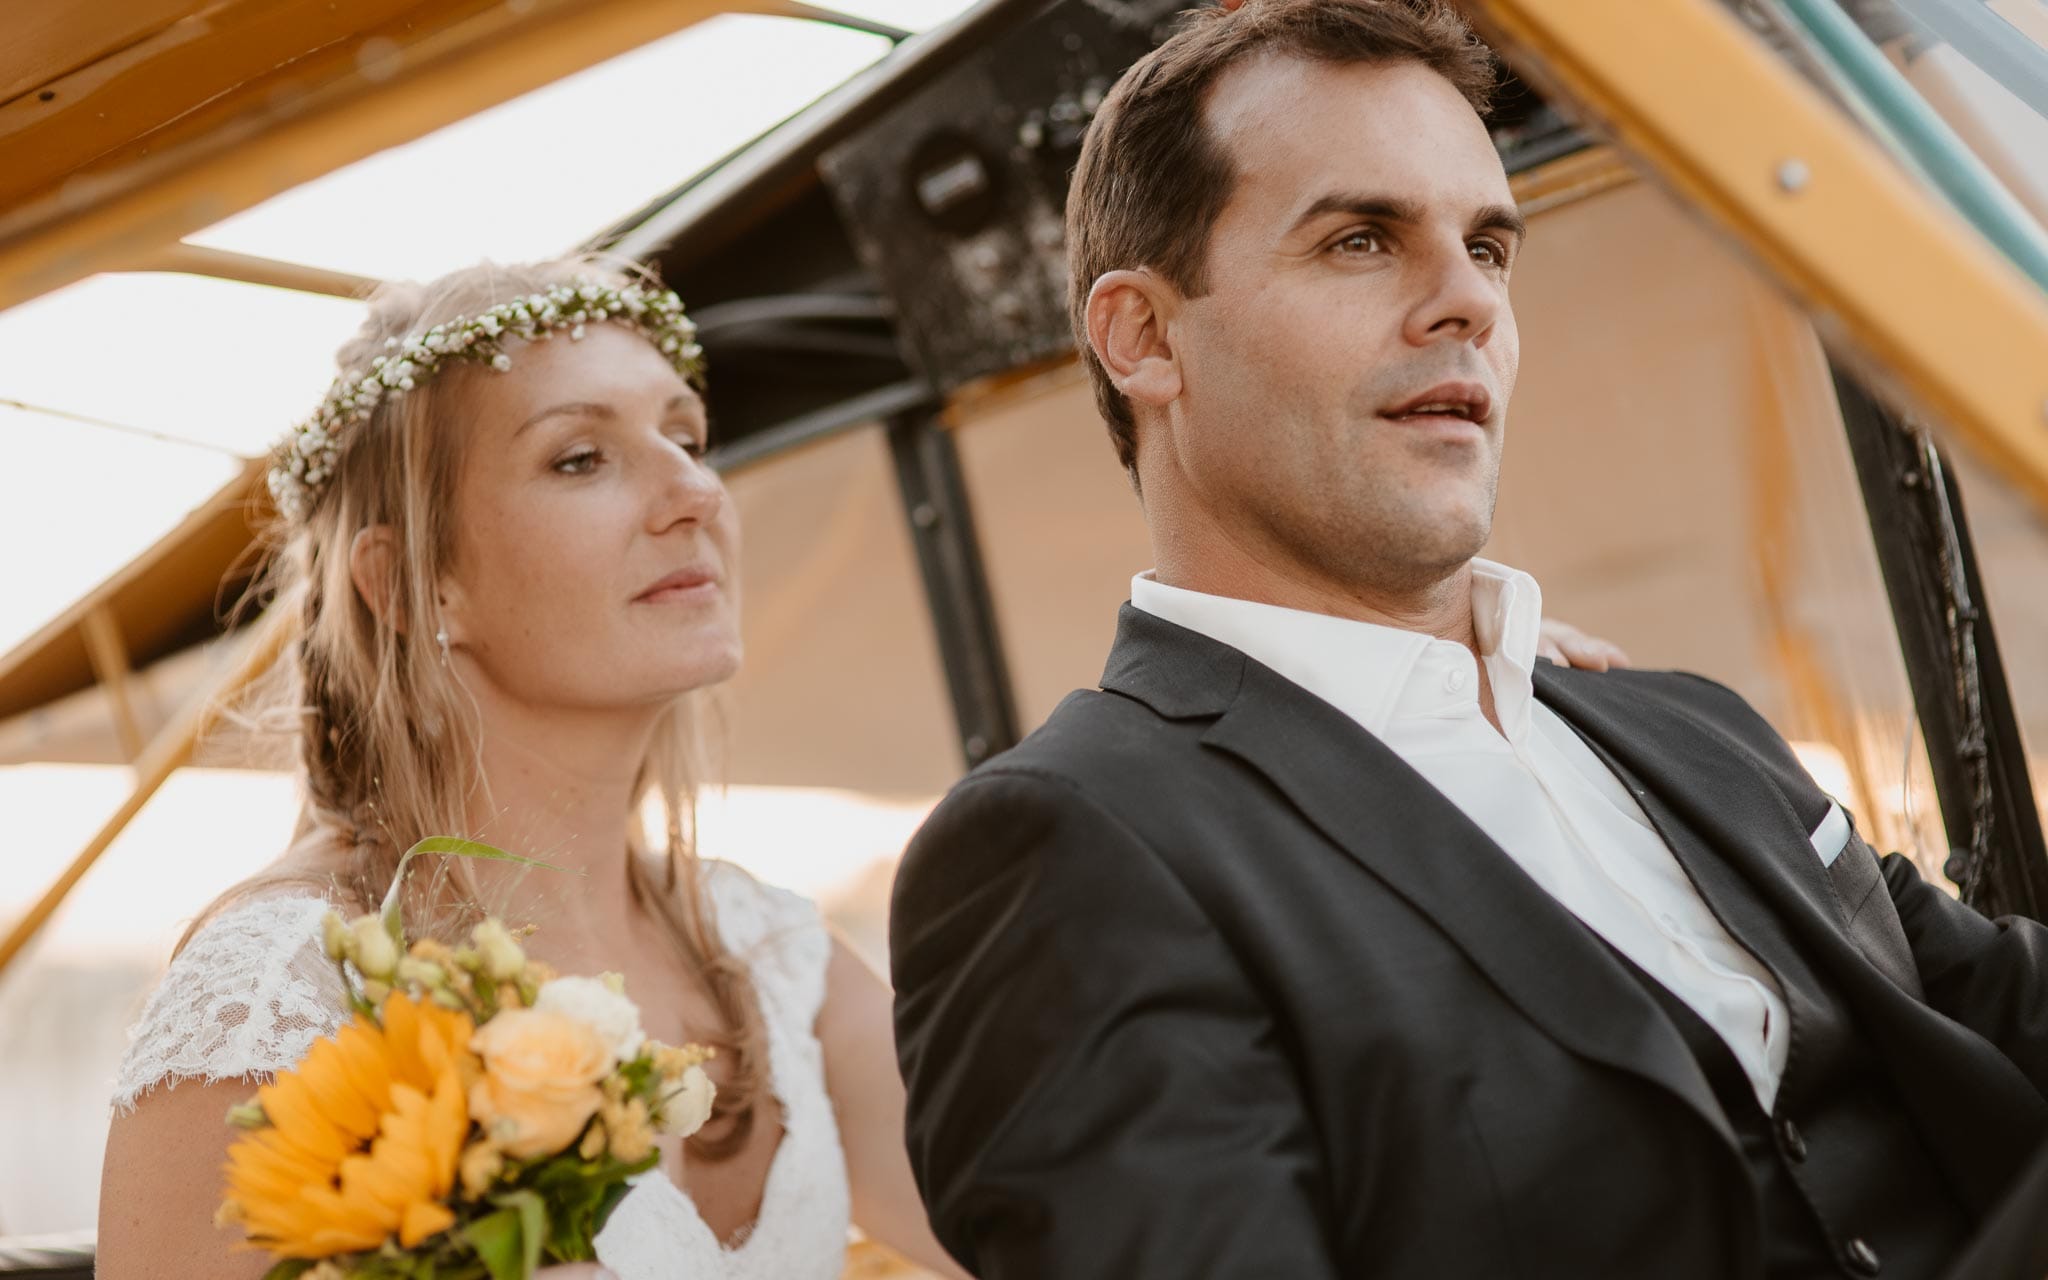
1403, 241, 1503, 348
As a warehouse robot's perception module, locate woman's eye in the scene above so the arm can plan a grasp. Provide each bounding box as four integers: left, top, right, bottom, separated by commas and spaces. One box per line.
1333, 229, 1386, 256
670, 435, 709, 459
552, 447, 602, 475
1470, 238, 1510, 269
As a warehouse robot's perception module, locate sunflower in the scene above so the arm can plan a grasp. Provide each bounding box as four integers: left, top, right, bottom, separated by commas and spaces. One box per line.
222, 992, 474, 1258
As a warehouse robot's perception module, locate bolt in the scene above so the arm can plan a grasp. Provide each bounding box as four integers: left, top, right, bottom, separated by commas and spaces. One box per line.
912, 502, 940, 529
1776, 159, 1810, 194
965, 735, 990, 760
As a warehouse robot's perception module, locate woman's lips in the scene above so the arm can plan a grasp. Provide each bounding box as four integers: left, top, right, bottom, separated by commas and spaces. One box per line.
633, 570, 720, 604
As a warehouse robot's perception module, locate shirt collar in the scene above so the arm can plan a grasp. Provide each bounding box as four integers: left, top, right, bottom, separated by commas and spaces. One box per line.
1129, 559, 1545, 742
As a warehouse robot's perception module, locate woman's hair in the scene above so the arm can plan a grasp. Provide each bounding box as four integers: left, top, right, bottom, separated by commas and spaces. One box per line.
219, 254, 769, 1158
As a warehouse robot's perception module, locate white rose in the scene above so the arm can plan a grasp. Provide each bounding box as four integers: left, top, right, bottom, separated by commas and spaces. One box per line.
532, 974, 644, 1061
659, 1064, 717, 1138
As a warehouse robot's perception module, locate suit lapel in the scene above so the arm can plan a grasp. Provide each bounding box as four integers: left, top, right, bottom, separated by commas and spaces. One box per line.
1530, 664, 2048, 1209
1190, 657, 1737, 1146
1100, 609, 2048, 1214
1531, 664, 1846, 1000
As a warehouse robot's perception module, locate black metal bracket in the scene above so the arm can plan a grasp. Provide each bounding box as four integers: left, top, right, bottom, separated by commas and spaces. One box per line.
886, 409, 1022, 770
1833, 366, 2048, 920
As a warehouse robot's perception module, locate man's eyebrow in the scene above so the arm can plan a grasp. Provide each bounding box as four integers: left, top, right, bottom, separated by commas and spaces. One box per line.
1289, 192, 1425, 235
1471, 203, 1528, 243
516, 401, 614, 436
1288, 192, 1529, 244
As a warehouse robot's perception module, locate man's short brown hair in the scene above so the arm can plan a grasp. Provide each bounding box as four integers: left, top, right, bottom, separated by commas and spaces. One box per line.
1065, 0, 1495, 473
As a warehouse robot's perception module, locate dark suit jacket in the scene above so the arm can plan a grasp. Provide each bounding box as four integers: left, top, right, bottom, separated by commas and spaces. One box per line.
890, 606, 2048, 1279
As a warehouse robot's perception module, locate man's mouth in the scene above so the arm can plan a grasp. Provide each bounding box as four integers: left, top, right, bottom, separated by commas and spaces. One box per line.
1381, 381, 1493, 425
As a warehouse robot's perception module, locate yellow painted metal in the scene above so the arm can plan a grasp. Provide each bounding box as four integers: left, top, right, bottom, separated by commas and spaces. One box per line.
0, 0, 196, 106
1461, 0, 2048, 517
0, 456, 268, 724
0, 0, 497, 217
0, 601, 294, 977
0, 0, 735, 315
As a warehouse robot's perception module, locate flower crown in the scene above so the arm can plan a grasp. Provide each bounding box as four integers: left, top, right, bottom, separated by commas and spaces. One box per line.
268, 278, 706, 524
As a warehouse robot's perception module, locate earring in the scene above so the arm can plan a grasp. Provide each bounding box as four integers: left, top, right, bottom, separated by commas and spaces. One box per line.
435, 627, 451, 662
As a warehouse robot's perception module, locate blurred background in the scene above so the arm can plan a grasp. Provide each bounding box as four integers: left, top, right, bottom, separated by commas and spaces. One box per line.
3, 0, 2048, 1268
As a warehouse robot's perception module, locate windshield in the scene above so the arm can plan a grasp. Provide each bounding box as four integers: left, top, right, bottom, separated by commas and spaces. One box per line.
1751, 0, 2048, 290
1746, 0, 2048, 873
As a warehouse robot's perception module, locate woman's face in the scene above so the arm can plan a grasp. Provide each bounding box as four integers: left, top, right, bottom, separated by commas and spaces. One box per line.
438, 321, 742, 713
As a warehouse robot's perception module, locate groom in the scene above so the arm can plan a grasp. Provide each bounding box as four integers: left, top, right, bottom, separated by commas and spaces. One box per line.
889, 1, 2048, 1276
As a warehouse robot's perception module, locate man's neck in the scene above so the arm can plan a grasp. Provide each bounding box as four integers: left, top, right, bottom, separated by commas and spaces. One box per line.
1153, 534, 1479, 651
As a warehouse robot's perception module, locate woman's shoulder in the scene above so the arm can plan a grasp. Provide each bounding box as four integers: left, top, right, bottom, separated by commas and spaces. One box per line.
112, 883, 352, 1113
696, 859, 832, 1025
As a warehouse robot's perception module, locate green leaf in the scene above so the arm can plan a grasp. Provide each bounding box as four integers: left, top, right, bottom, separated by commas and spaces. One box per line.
260, 1261, 317, 1280
493, 1189, 548, 1277
379, 838, 576, 938
463, 1207, 528, 1280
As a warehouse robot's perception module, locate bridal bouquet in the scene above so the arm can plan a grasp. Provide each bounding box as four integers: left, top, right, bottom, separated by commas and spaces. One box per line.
216, 839, 716, 1280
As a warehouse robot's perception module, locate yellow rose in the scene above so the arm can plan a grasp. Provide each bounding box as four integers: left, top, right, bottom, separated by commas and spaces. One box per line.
467, 1009, 610, 1158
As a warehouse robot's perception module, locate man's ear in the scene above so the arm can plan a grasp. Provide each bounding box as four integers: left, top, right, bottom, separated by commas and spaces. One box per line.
348, 525, 404, 631
1085, 269, 1183, 410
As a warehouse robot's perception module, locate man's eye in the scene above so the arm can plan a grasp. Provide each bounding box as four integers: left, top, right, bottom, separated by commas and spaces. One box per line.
1333, 229, 1386, 256
1470, 238, 1510, 269
553, 447, 602, 475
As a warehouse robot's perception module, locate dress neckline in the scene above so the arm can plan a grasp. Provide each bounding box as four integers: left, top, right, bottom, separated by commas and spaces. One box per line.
625, 862, 810, 1257
640, 1042, 804, 1257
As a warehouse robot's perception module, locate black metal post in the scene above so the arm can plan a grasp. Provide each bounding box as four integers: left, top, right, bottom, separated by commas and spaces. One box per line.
885, 409, 1021, 770
1833, 366, 2048, 920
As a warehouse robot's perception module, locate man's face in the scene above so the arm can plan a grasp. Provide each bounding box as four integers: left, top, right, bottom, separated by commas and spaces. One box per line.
1148, 54, 1522, 596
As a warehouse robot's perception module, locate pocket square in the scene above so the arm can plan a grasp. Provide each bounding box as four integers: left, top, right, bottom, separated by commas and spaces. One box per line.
1810, 801, 1851, 868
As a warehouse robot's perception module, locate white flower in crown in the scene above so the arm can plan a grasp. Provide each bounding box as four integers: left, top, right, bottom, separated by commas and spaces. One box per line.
267, 278, 705, 524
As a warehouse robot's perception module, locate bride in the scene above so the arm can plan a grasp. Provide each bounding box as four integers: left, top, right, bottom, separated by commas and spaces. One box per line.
96, 255, 968, 1280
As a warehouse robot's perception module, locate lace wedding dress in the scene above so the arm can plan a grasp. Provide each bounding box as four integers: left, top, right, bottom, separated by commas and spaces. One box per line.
113, 860, 852, 1280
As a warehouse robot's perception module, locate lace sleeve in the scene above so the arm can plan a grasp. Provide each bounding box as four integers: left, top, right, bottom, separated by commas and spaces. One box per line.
701, 861, 832, 1031
112, 894, 351, 1113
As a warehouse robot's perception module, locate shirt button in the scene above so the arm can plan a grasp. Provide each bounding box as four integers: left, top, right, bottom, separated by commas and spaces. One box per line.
1842, 1237, 1881, 1275
1445, 668, 1468, 693
1776, 1117, 1808, 1163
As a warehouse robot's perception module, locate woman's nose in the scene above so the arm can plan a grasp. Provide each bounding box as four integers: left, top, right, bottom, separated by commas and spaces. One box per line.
647, 447, 724, 532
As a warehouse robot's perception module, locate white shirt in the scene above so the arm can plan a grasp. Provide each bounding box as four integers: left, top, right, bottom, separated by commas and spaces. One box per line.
1131, 559, 1792, 1110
